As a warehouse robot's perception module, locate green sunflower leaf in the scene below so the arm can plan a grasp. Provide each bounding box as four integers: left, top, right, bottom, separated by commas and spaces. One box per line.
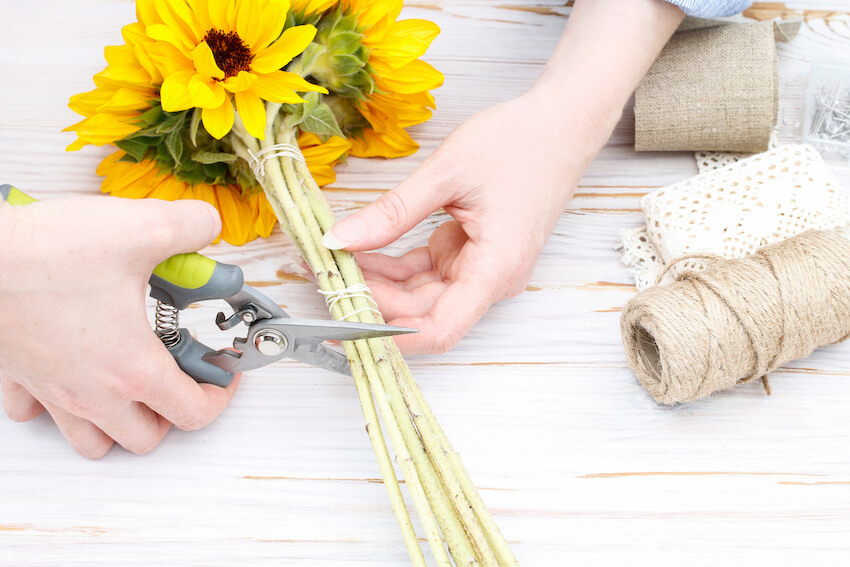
138, 104, 163, 126
301, 101, 344, 142
329, 32, 362, 55
115, 138, 152, 162
189, 108, 202, 147
298, 43, 324, 74
165, 129, 184, 166
191, 150, 237, 165
333, 54, 363, 76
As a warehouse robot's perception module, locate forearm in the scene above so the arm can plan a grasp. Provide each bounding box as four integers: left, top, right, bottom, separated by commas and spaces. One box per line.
532, 0, 685, 159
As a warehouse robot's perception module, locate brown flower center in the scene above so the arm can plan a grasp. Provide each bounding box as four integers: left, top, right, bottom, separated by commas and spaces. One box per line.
204, 29, 252, 79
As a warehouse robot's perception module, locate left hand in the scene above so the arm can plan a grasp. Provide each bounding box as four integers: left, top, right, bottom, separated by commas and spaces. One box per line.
321, 87, 613, 354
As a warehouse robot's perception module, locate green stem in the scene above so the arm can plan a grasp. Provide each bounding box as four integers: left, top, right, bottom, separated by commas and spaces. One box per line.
291, 153, 499, 566
232, 115, 427, 566
233, 102, 518, 566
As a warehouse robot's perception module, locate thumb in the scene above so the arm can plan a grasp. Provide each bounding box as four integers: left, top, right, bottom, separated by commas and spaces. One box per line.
140, 199, 222, 258
322, 170, 450, 252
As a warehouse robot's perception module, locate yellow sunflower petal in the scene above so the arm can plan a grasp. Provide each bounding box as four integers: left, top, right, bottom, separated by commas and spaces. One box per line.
64, 113, 143, 146
94, 64, 156, 90
250, 25, 317, 74
160, 69, 196, 111
372, 58, 444, 94
292, 0, 335, 15
146, 23, 193, 52
202, 99, 235, 139
252, 0, 289, 50
236, 0, 262, 51
298, 133, 351, 186
98, 87, 156, 113
136, 0, 161, 28
146, 40, 194, 76
254, 193, 278, 238
69, 89, 114, 117
189, 74, 226, 108
215, 185, 254, 245
348, 0, 401, 30
235, 91, 267, 139
349, 125, 418, 159
365, 20, 440, 69
99, 156, 160, 197
134, 44, 164, 84
192, 41, 225, 80
250, 70, 326, 103
121, 21, 146, 45
149, 174, 192, 200
191, 0, 213, 32
104, 45, 138, 68
221, 70, 258, 93
153, 0, 200, 50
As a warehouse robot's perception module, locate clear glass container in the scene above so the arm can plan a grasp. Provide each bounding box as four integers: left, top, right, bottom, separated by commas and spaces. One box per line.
803, 58, 850, 161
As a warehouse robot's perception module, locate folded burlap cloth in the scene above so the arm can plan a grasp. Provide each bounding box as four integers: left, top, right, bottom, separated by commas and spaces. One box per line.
634, 18, 800, 153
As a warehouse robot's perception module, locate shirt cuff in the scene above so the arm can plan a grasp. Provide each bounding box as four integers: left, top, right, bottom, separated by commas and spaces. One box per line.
663, 0, 753, 18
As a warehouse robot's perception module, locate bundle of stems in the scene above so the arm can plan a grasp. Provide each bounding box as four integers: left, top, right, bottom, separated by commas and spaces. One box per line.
230, 104, 518, 566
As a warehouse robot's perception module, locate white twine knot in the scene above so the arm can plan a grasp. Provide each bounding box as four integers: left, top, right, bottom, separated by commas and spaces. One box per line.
318, 284, 382, 322
247, 143, 306, 178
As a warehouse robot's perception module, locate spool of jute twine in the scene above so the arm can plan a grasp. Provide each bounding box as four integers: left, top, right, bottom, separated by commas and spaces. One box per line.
621, 230, 850, 405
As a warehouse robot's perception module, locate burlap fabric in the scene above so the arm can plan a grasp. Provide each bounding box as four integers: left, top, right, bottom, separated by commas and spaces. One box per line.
634, 20, 795, 153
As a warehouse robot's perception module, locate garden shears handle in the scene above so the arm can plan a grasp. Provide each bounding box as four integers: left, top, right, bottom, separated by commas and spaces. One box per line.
0, 184, 241, 386
2, 185, 417, 388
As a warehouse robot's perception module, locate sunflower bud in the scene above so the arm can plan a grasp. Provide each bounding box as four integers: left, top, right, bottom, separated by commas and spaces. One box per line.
299, 7, 375, 100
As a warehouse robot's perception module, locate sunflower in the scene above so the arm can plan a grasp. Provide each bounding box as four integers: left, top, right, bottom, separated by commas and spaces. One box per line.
95, 131, 350, 245
66, 0, 440, 245
137, 0, 327, 139
65, 22, 161, 150
292, 0, 442, 158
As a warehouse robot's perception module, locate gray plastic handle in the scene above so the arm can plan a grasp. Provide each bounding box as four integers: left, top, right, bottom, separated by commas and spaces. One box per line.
167, 329, 236, 387
149, 262, 244, 310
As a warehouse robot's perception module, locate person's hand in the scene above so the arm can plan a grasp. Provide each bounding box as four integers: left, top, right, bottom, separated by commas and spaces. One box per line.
321, 87, 612, 354
0, 196, 239, 458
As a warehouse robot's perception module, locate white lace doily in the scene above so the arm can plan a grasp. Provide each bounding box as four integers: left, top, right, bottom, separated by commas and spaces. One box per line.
620, 144, 850, 289
694, 133, 779, 173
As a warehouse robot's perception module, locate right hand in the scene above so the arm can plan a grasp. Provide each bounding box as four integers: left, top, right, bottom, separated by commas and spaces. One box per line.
0, 196, 239, 458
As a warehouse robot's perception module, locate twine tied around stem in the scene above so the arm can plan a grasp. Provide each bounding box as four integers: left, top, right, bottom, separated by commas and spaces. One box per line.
247, 143, 306, 178
318, 284, 382, 322
620, 230, 850, 405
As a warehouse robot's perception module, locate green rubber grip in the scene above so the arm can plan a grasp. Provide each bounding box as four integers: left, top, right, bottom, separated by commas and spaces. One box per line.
0, 184, 38, 205
152, 253, 217, 290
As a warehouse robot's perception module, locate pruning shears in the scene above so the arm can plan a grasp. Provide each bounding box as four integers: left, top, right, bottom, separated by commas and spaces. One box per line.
1, 185, 416, 387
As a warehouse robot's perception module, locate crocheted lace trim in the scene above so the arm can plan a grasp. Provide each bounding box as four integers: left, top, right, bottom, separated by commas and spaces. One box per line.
619, 144, 850, 289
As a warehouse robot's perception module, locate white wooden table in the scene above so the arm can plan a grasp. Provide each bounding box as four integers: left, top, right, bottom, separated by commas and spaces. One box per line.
2, 2, 849, 565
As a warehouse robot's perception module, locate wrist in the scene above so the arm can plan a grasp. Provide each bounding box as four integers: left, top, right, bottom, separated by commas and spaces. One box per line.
0, 204, 28, 293
0, 204, 15, 291
529, 76, 622, 158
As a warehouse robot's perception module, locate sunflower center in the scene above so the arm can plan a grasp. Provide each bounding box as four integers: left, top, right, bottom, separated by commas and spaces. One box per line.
204, 30, 252, 79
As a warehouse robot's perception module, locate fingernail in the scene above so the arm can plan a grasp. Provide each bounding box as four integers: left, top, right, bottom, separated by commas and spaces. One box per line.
322, 217, 366, 250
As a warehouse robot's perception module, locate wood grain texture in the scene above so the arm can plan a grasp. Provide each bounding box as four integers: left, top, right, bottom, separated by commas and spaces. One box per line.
1, 1, 849, 565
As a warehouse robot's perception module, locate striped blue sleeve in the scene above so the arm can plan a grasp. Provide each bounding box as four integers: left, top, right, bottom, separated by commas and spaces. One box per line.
663, 0, 753, 18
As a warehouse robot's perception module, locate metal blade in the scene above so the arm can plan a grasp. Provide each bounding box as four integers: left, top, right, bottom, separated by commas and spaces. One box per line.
291, 342, 352, 376
260, 317, 418, 343
201, 318, 416, 376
